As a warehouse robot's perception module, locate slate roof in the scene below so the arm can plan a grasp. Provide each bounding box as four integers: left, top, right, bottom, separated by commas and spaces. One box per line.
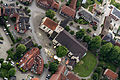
112, 7, 120, 19
55, 30, 87, 58
78, 8, 99, 23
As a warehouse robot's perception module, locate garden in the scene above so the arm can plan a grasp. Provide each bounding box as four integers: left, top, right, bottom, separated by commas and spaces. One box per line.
73, 52, 97, 77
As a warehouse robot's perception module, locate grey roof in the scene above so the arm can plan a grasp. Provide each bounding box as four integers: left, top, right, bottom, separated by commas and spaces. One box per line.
112, 7, 120, 19
103, 33, 116, 45
78, 9, 99, 23
50, 31, 58, 40
101, 16, 111, 35
55, 30, 87, 58
19, 37, 34, 49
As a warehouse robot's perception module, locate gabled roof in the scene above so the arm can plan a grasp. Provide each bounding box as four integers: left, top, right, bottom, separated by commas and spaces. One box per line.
61, 5, 76, 18
104, 69, 118, 80
49, 65, 66, 80
66, 71, 81, 80
43, 17, 58, 30
101, 16, 111, 36
69, 0, 77, 10
55, 30, 87, 58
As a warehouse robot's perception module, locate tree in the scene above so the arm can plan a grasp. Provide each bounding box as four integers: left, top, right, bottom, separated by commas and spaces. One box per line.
0, 58, 4, 63
0, 1, 3, 4
46, 9, 56, 19
76, 29, 86, 39
83, 35, 91, 43
20, 6, 23, 9
109, 46, 120, 63
100, 43, 113, 58
89, 36, 101, 51
65, 26, 70, 32
49, 62, 58, 74
8, 68, 16, 77
16, 2, 19, 5
92, 73, 99, 80
25, 7, 28, 10
56, 46, 68, 57
27, 9, 31, 13
95, 67, 102, 75
70, 30, 74, 35
44, 64, 48, 68
14, 44, 26, 60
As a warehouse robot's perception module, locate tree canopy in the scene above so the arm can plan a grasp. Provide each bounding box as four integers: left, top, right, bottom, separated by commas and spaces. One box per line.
46, 9, 56, 19
56, 46, 68, 57
76, 29, 86, 39
83, 35, 91, 43
89, 36, 101, 51
8, 68, 16, 77
49, 62, 58, 74
100, 42, 113, 57
14, 44, 26, 60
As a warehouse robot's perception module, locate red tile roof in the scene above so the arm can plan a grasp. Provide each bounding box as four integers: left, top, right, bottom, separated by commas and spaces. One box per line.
61, 5, 76, 18
31, 78, 39, 80
19, 48, 40, 70
37, 0, 59, 10
66, 71, 81, 80
49, 65, 66, 80
104, 69, 118, 80
43, 17, 58, 30
69, 0, 77, 10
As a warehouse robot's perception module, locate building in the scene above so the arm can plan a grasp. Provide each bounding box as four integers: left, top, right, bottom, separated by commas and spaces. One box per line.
76, 7, 99, 25
104, 69, 118, 80
66, 71, 80, 80
60, 0, 77, 18
19, 48, 44, 75
0, 3, 30, 34
31, 78, 39, 80
40, 17, 64, 35
49, 65, 66, 80
101, 16, 112, 37
36, 0, 59, 11
53, 30, 88, 70
19, 37, 34, 49
50, 65, 81, 80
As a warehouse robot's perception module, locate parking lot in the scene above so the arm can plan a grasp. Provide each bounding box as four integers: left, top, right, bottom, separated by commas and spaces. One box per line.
0, 27, 11, 59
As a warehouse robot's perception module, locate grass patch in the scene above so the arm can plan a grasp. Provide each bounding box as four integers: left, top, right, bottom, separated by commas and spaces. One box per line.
89, 6, 93, 12
95, 0, 103, 5
61, 0, 64, 2
73, 52, 97, 77
111, 0, 120, 10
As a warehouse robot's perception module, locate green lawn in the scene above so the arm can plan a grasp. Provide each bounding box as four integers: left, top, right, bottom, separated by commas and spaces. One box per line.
88, 6, 93, 12
95, 0, 102, 5
73, 52, 97, 77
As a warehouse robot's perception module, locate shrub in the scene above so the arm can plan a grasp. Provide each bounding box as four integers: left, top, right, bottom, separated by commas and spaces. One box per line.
93, 26, 97, 31
70, 30, 74, 35
87, 28, 92, 33
65, 26, 70, 32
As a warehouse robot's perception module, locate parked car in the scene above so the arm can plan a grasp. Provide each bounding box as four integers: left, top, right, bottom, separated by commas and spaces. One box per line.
0, 41, 3, 44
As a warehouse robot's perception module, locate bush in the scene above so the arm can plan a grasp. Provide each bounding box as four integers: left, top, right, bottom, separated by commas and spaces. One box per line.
70, 22, 73, 25
34, 43, 38, 47
0, 58, 4, 63
65, 26, 70, 32
93, 26, 97, 31
38, 45, 42, 49
44, 64, 49, 68
0, 37, 3, 40
70, 30, 74, 35
87, 28, 92, 33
